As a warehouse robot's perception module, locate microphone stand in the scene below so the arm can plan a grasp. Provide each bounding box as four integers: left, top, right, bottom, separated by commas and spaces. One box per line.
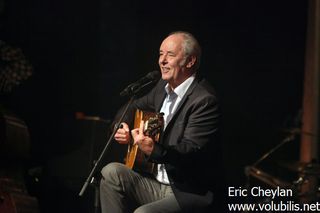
252, 133, 297, 168
244, 131, 299, 191
78, 80, 156, 213
78, 94, 136, 197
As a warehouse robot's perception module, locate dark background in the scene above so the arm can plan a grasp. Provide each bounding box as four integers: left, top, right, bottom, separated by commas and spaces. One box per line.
1, 0, 308, 212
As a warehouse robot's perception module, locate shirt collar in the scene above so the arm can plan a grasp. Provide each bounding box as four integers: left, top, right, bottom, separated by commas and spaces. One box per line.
165, 74, 196, 99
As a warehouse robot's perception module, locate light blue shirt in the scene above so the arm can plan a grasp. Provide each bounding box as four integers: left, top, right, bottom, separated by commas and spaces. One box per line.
155, 74, 196, 184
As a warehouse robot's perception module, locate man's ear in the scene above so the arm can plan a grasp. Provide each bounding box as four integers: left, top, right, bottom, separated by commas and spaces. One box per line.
186, 56, 196, 68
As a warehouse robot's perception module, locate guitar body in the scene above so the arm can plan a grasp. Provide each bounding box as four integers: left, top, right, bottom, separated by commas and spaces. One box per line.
125, 109, 164, 173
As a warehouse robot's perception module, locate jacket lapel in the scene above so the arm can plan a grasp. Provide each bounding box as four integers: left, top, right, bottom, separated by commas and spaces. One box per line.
155, 80, 167, 112
164, 77, 200, 132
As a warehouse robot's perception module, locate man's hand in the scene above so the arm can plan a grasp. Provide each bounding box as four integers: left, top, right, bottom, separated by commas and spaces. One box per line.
114, 122, 131, 144
131, 120, 154, 156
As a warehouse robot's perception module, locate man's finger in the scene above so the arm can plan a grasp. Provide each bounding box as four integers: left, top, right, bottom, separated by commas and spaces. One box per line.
139, 120, 145, 135
131, 128, 138, 137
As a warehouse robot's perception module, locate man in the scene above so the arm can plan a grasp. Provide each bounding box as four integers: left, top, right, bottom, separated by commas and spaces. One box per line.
100, 31, 222, 213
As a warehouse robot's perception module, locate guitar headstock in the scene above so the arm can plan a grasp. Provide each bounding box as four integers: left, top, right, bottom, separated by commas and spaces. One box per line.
144, 112, 164, 138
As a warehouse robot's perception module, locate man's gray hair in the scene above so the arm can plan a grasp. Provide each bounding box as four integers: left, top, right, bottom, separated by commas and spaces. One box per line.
168, 31, 202, 71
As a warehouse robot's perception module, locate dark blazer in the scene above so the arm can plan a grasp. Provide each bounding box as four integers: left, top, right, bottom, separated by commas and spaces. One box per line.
121, 75, 222, 212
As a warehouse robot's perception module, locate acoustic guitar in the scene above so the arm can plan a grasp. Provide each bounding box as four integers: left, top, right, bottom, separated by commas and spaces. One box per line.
125, 109, 164, 173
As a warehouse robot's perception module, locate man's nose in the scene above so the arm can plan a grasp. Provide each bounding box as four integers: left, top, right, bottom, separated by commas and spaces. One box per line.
159, 55, 167, 64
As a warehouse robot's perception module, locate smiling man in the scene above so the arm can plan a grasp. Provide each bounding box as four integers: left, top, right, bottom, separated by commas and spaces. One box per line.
99, 31, 223, 213
159, 33, 198, 88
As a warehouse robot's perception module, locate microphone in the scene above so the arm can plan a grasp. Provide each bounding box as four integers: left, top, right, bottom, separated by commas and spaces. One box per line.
120, 70, 160, 96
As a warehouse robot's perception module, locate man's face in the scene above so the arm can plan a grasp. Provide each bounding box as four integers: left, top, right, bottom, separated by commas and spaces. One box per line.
158, 34, 189, 88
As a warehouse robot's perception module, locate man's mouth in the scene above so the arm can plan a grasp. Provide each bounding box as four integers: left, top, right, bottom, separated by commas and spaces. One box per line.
161, 67, 170, 72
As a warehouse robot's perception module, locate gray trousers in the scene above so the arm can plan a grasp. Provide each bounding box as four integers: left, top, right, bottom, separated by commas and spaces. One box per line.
100, 162, 181, 213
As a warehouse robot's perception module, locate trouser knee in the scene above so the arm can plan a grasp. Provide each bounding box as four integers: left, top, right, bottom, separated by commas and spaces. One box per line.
100, 162, 127, 184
